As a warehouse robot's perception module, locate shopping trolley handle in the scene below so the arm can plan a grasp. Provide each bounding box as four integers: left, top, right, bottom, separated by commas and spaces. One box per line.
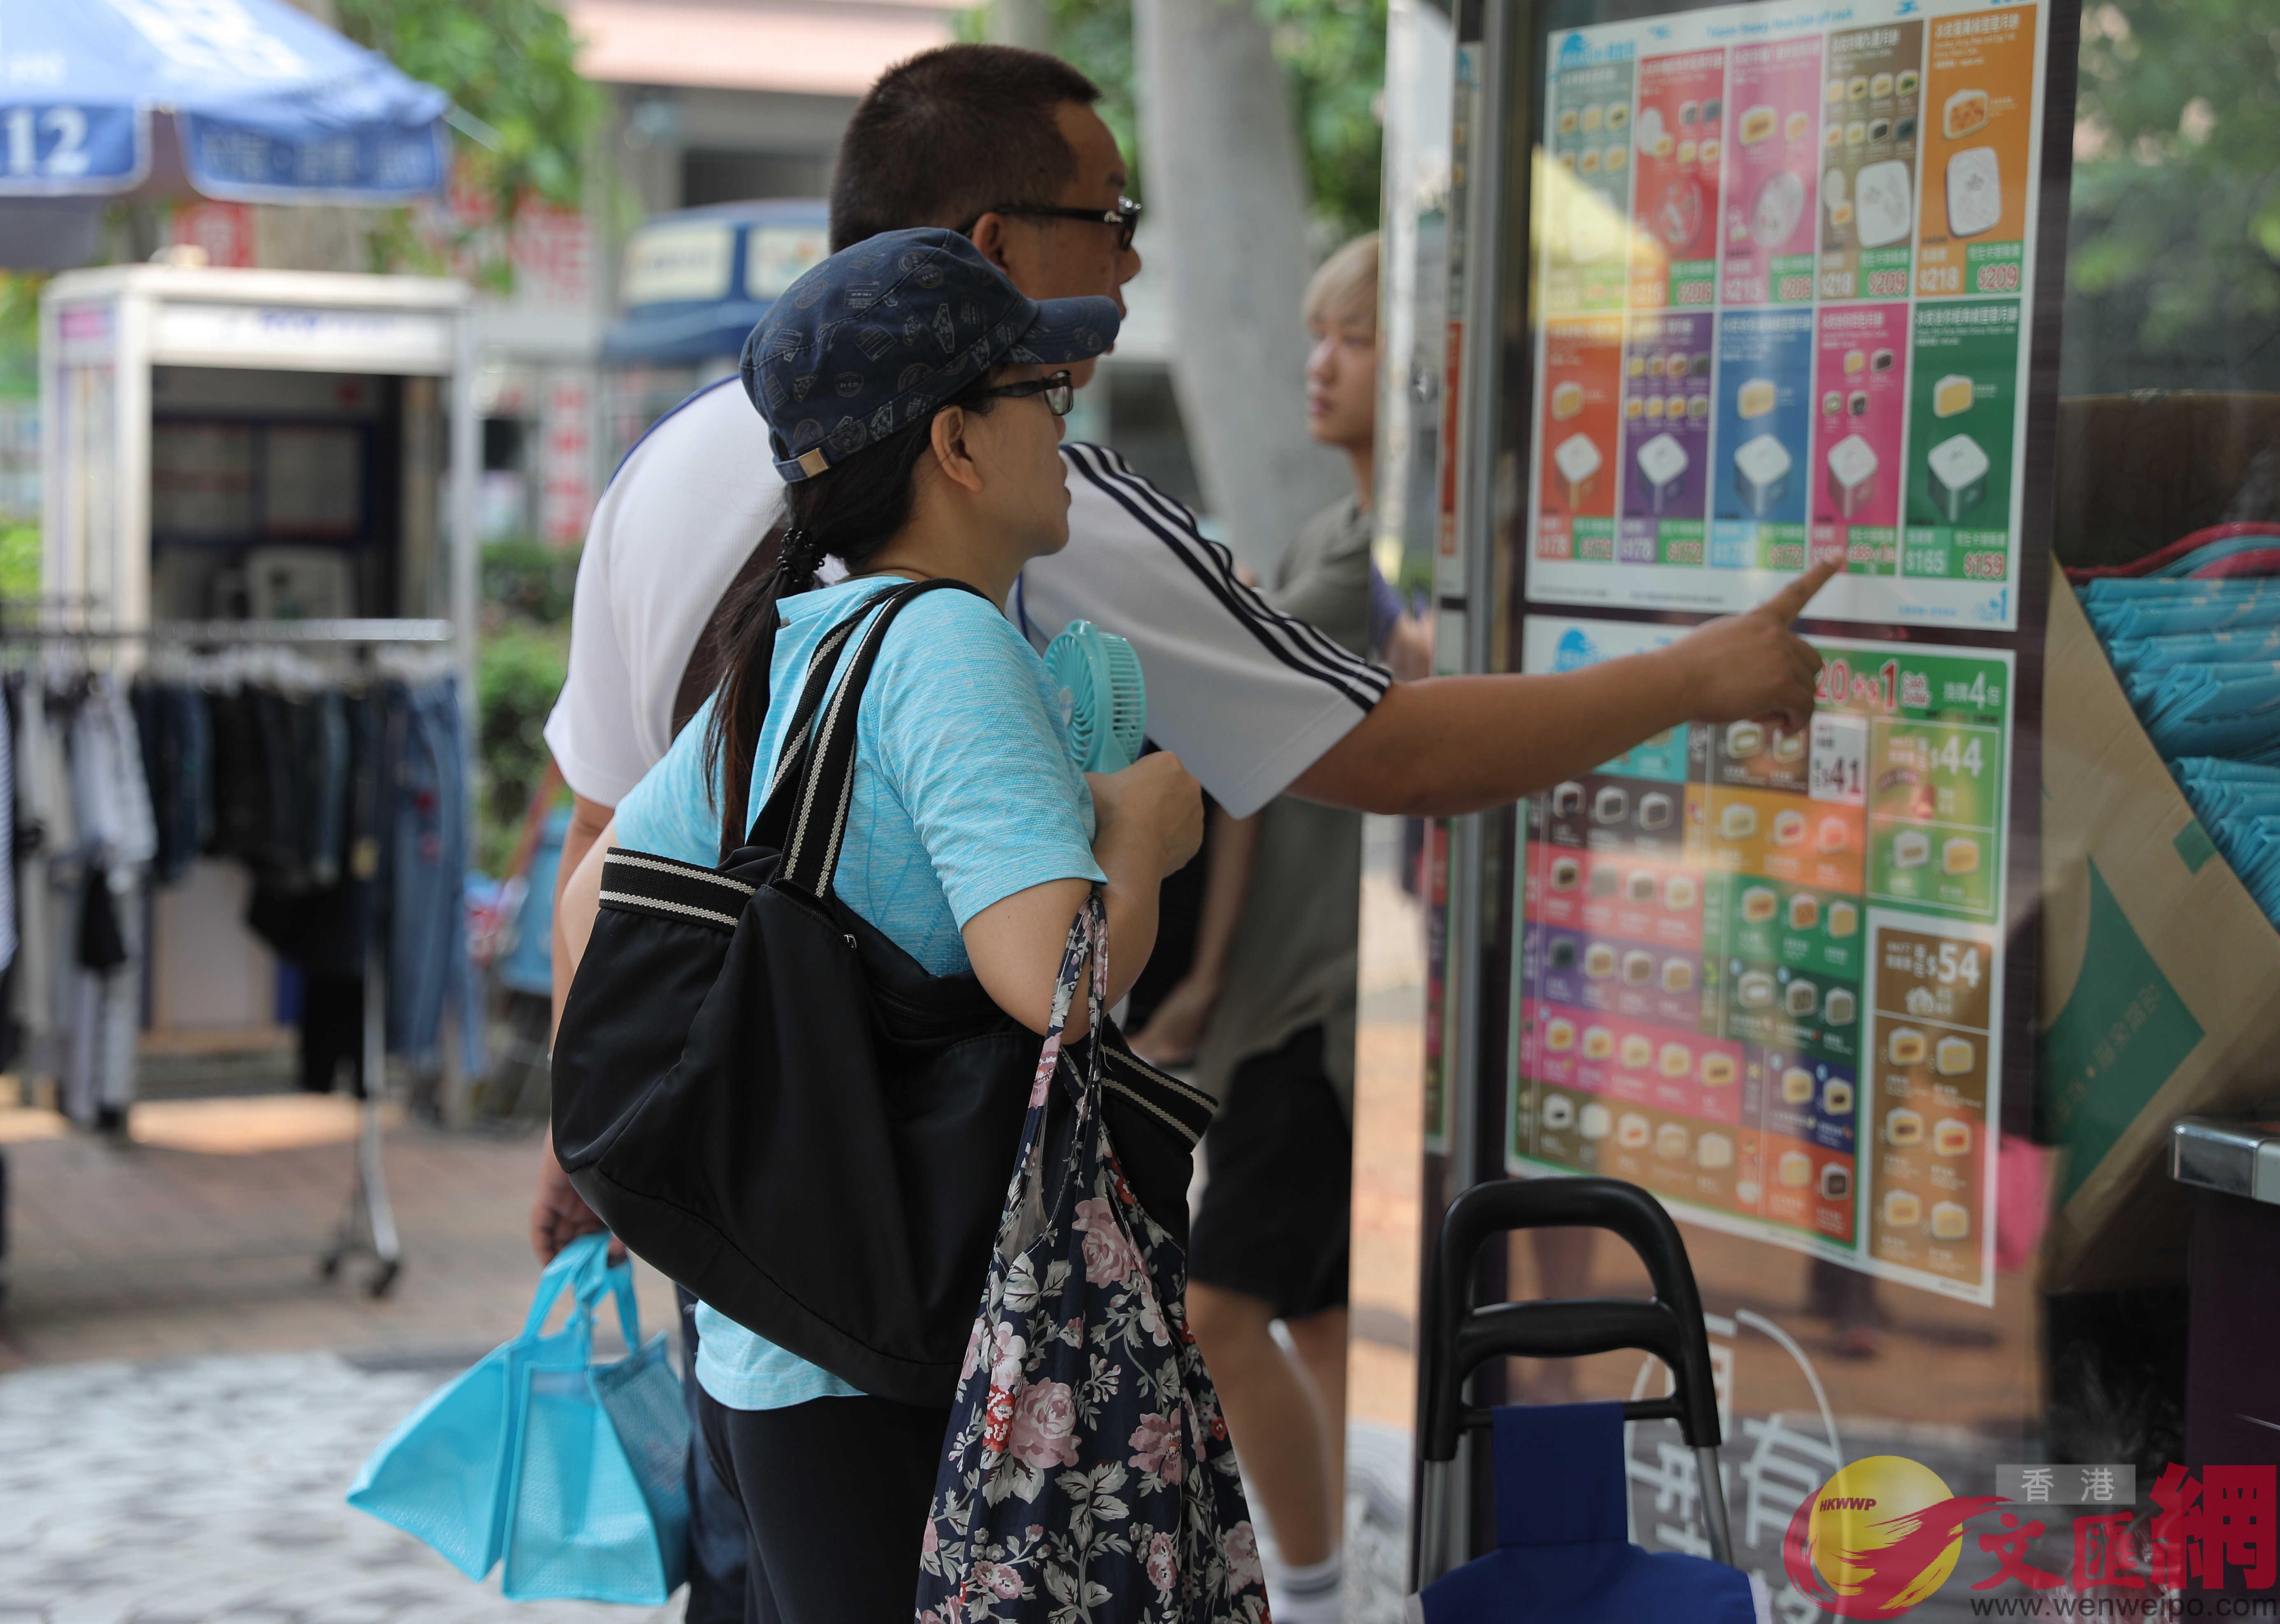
1421, 1177, 1721, 1463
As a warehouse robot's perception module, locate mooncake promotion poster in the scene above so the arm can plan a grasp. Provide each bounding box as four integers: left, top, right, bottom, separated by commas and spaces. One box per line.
1522, 0, 2054, 630
1509, 614, 2015, 1305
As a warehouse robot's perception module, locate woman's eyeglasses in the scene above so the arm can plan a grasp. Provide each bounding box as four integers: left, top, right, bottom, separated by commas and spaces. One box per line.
958, 198, 1142, 255
980, 370, 1076, 417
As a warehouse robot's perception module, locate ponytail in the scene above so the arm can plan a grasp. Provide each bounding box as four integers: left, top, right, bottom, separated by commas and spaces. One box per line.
702, 371, 1001, 856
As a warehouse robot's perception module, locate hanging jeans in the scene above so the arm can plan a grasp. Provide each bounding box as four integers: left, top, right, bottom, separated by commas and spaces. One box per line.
385, 678, 482, 1076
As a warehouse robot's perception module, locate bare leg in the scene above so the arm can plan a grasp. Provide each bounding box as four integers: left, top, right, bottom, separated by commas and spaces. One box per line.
1284, 1305, 1350, 1521
1190, 1283, 1340, 1566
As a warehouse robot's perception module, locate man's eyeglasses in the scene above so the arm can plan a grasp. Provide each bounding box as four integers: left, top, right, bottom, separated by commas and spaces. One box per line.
960, 197, 1142, 254
979, 370, 1076, 417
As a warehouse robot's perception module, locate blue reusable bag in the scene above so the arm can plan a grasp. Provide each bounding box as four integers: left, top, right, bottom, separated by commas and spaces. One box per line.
347, 1233, 689, 1603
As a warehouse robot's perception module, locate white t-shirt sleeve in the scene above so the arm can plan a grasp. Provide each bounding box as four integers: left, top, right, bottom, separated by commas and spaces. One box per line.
1016, 443, 1389, 818
543, 380, 787, 807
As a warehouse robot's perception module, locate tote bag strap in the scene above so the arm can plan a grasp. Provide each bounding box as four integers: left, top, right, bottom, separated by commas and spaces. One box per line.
748, 578, 988, 901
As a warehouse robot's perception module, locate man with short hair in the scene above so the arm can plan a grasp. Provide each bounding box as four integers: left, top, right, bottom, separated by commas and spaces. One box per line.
537, 43, 1830, 1619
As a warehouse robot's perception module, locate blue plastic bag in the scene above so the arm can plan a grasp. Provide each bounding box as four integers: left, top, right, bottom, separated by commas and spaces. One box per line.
347, 1233, 689, 1603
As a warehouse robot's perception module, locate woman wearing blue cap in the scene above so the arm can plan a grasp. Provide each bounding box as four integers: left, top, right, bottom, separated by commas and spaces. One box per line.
559, 228, 1206, 1620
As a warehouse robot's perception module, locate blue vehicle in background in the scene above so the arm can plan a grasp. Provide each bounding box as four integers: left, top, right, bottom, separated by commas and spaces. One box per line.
601, 199, 831, 470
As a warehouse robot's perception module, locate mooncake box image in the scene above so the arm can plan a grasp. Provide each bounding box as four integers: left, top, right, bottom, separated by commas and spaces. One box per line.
1590, 864, 1621, 898
1549, 938, 1579, 971
1823, 987, 1856, 1026
1734, 433, 1793, 516
1946, 145, 2001, 237
1779, 1151, 1813, 1187
1934, 1118, 1973, 1158
1621, 1033, 1654, 1070
1942, 87, 1988, 139
1586, 942, 1619, 979
1618, 1112, 1653, 1149
1820, 1162, 1850, 1200
1789, 893, 1820, 931
1659, 1041, 1693, 1078
1927, 433, 1990, 522
1893, 828, 1931, 869
1828, 900, 1859, 937
1697, 1132, 1734, 1170
1580, 1102, 1614, 1140
1935, 1035, 1975, 1075
1701, 1052, 1737, 1087
1883, 1189, 1923, 1228
1737, 377, 1777, 420
1772, 728, 1806, 762
1622, 948, 1656, 986
1726, 719, 1765, 757
1663, 874, 1699, 911
1551, 855, 1582, 890
1542, 1092, 1577, 1130
1627, 869, 1658, 903
1742, 885, 1779, 922
1594, 785, 1628, 823
1782, 1065, 1815, 1104
1545, 1017, 1577, 1052
1583, 1025, 1615, 1060
1656, 1123, 1691, 1160
1551, 380, 1585, 420
1785, 978, 1819, 1017
1817, 815, 1849, 855
1821, 1078, 1854, 1116
1553, 781, 1584, 817
1637, 791, 1675, 831
1721, 803, 1761, 841
1739, 104, 1777, 144
1886, 1108, 1924, 1146
1555, 432, 1604, 506
1773, 809, 1807, 847
1661, 958, 1695, 995
1931, 1200, 1971, 1240
1942, 835, 1981, 875
1888, 1026, 1928, 1065
1738, 970, 1776, 1009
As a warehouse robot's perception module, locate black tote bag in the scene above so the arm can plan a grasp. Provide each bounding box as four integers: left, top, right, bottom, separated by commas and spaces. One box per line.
552, 580, 1214, 1408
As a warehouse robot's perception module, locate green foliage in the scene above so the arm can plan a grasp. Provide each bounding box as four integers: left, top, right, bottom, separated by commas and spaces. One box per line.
475, 617, 568, 874
0, 275, 41, 400
975, 0, 1386, 238
336, 0, 611, 287
2066, 0, 2280, 387
0, 523, 38, 601
481, 536, 580, 624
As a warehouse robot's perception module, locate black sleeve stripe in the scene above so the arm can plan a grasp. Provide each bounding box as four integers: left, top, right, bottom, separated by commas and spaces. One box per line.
1069, 443, 1394, 698
1062, 443, 1392, 712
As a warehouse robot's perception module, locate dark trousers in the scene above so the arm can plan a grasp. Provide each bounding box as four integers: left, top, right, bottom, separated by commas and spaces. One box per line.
696, 1384, 951, 1624
678, 1286, 750, 1623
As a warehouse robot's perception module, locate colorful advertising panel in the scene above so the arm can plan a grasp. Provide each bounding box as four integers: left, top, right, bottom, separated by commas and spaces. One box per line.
1511, 616, 2014, 1306
1525, 0, 2054, 630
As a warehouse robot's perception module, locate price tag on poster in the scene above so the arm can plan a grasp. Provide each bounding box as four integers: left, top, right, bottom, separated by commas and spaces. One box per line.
1509, 615, 2014, 1305
1523, 0, 2054, 630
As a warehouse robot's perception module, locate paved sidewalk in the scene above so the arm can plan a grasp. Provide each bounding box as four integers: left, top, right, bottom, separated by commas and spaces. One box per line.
0, 1349, 675, 1624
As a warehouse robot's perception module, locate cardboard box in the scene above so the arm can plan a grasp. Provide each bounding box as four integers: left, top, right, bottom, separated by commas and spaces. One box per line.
2039, 564, 2280, 1290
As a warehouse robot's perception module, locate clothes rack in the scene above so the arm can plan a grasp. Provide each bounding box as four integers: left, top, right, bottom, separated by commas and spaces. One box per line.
0, 616, 459, 1299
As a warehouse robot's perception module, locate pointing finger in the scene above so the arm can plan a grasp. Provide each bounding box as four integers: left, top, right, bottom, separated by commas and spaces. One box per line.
1760, 558, 1843, 624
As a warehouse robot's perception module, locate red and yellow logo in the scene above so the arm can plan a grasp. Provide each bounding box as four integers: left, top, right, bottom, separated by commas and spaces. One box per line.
1783, 1456, 2005, 1619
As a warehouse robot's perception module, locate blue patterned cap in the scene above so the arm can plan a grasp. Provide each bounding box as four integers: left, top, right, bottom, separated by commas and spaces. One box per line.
741, 227, 1120, 482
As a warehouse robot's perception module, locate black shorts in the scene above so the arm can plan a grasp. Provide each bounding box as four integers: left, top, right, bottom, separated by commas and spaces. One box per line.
1187, 1024, 1352, 1321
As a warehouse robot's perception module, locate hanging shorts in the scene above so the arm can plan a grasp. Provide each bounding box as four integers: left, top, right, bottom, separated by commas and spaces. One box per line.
1187, 1023, 1352, 1321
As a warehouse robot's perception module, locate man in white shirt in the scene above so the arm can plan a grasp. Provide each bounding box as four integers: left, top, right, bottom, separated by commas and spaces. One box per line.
538, 41, 1831, 1619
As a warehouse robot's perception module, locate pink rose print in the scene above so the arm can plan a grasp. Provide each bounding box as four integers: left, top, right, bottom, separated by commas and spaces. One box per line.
982, 1384, 1015, 1460
1137, 1297, 1170, 1346
1225, 1521, 1264, 1590
961, 1317, 986, 1381
922, 1517, 939, 1557
1006, 1378, 1081, 1470
985, 1324, 1027, 1390
971, 1561, 1023, 1601
1072, 1197, 1141, 1287
1147, 1531, 1178, 1595
1128, 1412, 1184, 1485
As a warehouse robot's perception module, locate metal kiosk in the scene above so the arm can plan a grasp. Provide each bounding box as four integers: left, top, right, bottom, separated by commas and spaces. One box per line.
36, 263, 479, 1294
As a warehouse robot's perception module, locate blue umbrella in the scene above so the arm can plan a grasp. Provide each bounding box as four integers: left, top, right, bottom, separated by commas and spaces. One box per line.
0, 0, 448, 205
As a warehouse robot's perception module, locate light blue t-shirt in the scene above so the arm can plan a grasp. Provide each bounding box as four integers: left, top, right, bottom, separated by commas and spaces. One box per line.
614, 575, 1105, 1410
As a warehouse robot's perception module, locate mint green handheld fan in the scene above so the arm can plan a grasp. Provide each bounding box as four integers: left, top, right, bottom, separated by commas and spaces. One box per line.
1045, 619, 1146, 773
